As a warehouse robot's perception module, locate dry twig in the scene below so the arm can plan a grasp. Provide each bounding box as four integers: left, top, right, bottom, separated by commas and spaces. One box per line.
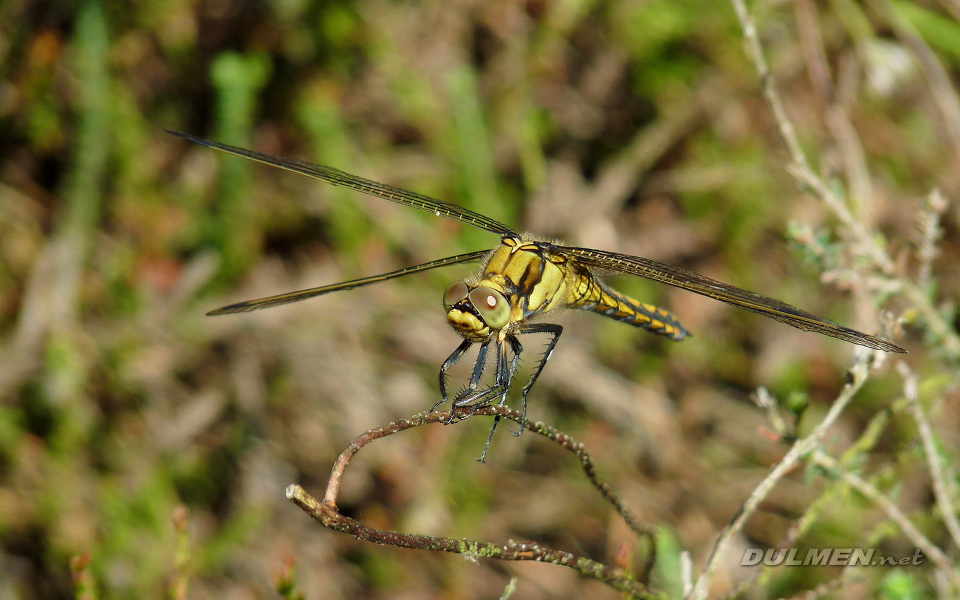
809, 449, 959, 587
288, 405, 663, 599
899, 363, 960, 550
688, 353, 874, 600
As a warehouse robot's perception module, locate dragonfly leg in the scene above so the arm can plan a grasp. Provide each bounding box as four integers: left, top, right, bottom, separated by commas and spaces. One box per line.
500, 335, 523, 407
434, 339, 473, 412
513, 323, 563, 436
477, 337, 521, 462
453, 339, 507, 413
448, 341, 491, 421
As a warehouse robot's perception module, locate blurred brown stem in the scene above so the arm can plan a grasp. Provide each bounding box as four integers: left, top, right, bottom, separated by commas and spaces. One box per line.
689, 354, 874, 600
867, 0, 960, 154
287, 405, 662, 598
809, 449, 960, 586
732, 0, 960, 358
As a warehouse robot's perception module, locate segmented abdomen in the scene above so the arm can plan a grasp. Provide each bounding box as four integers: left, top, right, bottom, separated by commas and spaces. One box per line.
567, 274, 688, 341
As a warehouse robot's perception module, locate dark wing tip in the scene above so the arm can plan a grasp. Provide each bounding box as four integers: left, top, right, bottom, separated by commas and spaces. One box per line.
166, 130, 212, 147
206, 302, 257, 316
875, 340, 907, 354
848, 331, 906, 353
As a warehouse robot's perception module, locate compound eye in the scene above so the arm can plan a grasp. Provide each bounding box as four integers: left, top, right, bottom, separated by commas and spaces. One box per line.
443, 281, 469, 312
469, 287, 510, 330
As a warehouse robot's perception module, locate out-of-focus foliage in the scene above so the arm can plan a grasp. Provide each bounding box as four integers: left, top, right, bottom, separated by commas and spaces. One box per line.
1, 0, 958, 598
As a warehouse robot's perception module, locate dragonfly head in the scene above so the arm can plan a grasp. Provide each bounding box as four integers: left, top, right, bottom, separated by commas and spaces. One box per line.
443, 280, 510, 340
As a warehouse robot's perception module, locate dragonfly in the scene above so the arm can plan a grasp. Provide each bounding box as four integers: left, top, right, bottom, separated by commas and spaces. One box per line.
169, 130, 905, 454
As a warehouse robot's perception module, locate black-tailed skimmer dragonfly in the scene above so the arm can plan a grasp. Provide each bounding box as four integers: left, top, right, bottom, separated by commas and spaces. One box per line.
170, 131, 904, 437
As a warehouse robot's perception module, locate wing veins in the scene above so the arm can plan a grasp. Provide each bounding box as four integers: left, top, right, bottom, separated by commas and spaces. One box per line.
562, 246, 905, 353
170, 132, 904, 353
167, 131, 514, 236
208, 250, 490, 315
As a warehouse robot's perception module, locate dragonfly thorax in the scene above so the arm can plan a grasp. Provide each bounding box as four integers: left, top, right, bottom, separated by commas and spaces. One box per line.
443, 280, 511, 341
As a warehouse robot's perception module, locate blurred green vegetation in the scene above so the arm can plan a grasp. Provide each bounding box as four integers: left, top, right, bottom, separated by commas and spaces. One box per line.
1, 0, 958, 599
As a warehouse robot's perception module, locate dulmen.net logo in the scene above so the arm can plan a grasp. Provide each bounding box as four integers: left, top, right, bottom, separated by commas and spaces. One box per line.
741, 548, 925, 567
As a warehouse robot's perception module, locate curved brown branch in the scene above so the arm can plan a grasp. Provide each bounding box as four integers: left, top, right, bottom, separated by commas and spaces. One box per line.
287, 405, 663, 598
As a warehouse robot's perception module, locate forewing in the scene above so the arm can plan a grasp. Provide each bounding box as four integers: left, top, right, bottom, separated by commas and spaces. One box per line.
561, 246, 905, 353
167, 131, 515, 236
208, 250, 490, 315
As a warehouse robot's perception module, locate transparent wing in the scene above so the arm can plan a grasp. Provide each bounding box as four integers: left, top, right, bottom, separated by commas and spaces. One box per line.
167, 130, 515, 236
561, 245, 905, 353
208, 250, 490, 315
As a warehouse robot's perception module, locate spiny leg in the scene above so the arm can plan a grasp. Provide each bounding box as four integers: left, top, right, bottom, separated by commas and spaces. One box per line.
513, 323, 563, 436
453, 339, 507, 412
448, 341, 491, 421
478, 335, 523, 463
434, 339, 473, 412
499, 335, 523, 407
